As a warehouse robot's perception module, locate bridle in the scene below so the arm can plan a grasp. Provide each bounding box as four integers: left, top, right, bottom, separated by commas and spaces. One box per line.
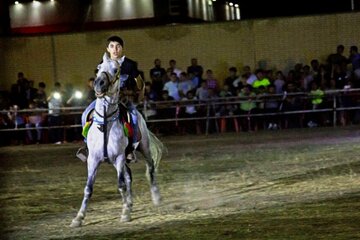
94, 67, 121, 121
93, 66, 121, 161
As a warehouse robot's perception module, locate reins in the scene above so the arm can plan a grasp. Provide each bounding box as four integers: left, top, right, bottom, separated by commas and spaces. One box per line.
94, 66, 121, 161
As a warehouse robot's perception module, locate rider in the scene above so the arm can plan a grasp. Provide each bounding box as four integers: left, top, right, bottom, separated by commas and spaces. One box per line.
76, 35, 145, 162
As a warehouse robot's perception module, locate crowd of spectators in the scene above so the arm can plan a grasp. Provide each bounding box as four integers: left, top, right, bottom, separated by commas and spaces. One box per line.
1, 44, 360, 145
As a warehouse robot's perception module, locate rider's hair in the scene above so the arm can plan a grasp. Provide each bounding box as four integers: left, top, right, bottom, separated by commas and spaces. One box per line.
107, 36, 124, 48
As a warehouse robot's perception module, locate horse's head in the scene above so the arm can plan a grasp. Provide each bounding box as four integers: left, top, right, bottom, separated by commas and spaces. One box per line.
94, 53, 121, 98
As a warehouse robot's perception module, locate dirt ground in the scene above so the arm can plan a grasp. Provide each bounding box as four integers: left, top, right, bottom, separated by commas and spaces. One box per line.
1, 126, 360, 239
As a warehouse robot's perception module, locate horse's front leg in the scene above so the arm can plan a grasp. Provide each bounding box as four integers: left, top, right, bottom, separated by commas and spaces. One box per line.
70, 159, 100, 227
114, 154, 132, 222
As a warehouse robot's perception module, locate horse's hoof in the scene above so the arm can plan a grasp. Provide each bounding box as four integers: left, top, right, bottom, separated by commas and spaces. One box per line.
120, 214, 131, 222
152, 195, 162, 206
121, 207, 131, 222
151, 189, 162, 206
70, 219, 82, 228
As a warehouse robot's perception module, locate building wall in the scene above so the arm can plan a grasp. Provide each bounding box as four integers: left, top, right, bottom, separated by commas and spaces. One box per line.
1, 12, 359, 93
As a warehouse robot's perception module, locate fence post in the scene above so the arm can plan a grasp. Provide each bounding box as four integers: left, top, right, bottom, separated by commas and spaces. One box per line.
205, 100, 210, 136
333, 94, 337, 127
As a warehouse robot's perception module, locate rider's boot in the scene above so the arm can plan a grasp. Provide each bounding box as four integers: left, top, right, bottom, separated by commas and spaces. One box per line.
126, 142, 139, 163
76, 145, 88, 163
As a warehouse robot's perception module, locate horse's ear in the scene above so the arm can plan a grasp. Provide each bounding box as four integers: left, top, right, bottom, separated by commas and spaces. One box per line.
103, 52, 110, 62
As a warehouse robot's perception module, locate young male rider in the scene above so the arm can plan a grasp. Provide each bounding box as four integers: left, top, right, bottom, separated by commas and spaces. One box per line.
76, 35, 144, 162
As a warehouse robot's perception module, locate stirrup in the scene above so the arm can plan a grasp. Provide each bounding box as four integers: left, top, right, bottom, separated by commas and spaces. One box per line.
126, 151, 137, 163
76, 146, 88, 163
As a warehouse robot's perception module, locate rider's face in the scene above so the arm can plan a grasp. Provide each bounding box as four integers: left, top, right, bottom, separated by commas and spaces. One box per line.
107, 41, 123, 60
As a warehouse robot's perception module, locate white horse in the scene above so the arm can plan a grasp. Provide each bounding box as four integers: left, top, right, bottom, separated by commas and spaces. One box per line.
70, 53, 164, 227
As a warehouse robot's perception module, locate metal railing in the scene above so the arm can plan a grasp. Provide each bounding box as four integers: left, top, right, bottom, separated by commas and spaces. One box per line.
1, 88, 360, 136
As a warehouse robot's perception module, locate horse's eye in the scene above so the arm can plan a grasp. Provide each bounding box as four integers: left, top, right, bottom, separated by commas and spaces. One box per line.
113, 69, 118, 74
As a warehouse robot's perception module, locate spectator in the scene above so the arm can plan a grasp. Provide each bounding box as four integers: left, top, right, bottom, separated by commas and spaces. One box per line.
273, 71, 285, 94
327, 44, 348, 74
25, 101, 44, 144
301, 65, 313, 91
180, 90, 201, 134
143, 82, 158, 125
187, 58, 203, 85
25, 80, 38, 104
47, 82, 64, 144
237, 84, 257, 132
348, 45, 360, 86
167, 59, 182, 78
85, 77, 96, 105
224, 67, 239, 95
10, 72, 29, 109
150, 58, 166, 97
66, 87, 87, 142
196, 80, 209, 101
163, 72, 180, 101
243, 66, 257, 85
178, 72, 194, 98
204, 69, 218, 92
157, 90, 176, 135
252, 69, 271, 92
7, 104, 26, 145
34, 82, 48, 109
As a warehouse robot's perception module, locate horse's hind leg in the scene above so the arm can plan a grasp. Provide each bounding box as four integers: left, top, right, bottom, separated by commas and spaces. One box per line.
70, 160, 100, 227
139, 140, 161, 206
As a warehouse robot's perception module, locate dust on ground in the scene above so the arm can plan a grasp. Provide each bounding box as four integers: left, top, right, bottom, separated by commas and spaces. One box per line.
1, 126, 360, 239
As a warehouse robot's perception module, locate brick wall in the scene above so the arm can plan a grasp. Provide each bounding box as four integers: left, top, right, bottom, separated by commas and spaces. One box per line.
0, 12, 359, 92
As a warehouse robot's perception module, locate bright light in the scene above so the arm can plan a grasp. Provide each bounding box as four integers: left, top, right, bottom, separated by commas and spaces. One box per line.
50, 0, 55, 2
208, 0, 212, 6
14, 1, 19, 5
32, 0, 41, 7
53, 92, 61, 100
75, 91, 83, 99
234, 4, 239, 7
229, 2, 234, 6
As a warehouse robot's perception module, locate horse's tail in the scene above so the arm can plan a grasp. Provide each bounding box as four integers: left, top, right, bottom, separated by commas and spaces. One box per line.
148, 130, 166, 170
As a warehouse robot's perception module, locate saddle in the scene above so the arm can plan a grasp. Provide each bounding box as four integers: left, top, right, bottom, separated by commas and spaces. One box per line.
82, 103, 141, 143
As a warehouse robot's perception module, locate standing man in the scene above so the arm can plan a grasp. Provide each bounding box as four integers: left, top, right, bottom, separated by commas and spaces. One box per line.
187, 58, 203, 87
77, 35, 144, 162
150, 58, 166, 97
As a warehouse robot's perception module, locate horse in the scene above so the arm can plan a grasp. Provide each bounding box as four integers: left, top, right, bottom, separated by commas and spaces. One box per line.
70, 53, 164, 227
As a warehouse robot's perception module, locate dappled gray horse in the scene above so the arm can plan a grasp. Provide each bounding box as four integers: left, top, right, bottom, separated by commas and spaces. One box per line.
70, 53, 163, 227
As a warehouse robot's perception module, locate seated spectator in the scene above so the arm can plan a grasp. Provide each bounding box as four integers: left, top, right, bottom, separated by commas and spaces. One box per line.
157, 90, 176, 135
178, 72, 194, 98
142, 82, 158, 131
163, 72, 180, 101
273, 71, 285, 94
180, 90, 201, 134
195, 81, 209, 101
224, 67, 239, 96
204, 69, 218, 92
236, 85, 257, 132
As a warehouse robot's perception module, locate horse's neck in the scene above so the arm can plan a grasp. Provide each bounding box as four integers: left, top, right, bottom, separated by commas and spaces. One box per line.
94, 96, 119, 119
